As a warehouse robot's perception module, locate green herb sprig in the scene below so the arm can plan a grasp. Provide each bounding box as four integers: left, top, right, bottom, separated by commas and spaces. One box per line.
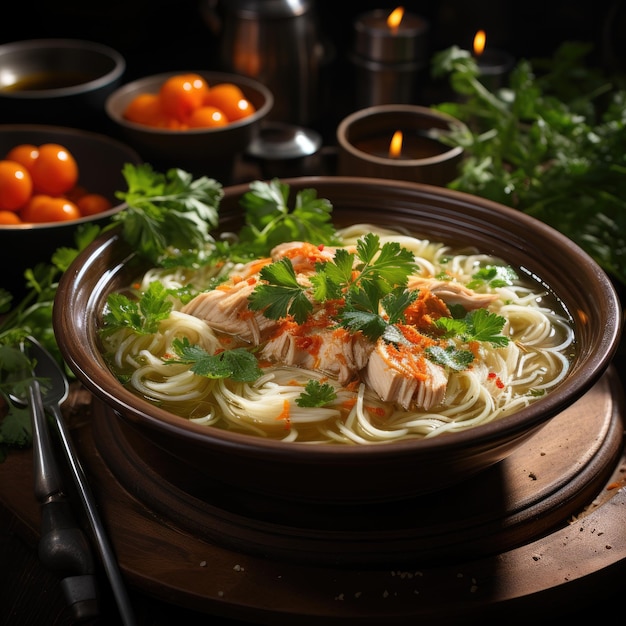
112, 163, 223, 263
430, 42, 626, 286
248, 232, 417, 342
164, 337, 262, 382
237, 179, 341, 257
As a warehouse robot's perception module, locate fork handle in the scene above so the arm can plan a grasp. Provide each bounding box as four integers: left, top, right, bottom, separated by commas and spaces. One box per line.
29, 380, 63, 501
29, 379, 100, 619
39, 495, 99, 620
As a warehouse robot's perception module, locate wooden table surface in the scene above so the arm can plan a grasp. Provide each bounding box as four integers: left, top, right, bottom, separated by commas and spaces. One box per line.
2, 363, 625, 625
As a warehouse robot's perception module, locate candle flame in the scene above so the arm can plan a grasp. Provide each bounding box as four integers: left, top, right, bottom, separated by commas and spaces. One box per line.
473, 30, 486, 56
389, 130, 403, 158
387, 6, 405, 32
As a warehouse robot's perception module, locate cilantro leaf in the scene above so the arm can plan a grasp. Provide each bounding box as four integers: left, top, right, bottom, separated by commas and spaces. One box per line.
467, 265, 518, 290
248, 258, 313, 323
296, 380, 338, 407
102, 281, 172, 335
466, 309, 509, 346
0, 405, 32, 448
237, 179, 340, 257
353, 234, 417, 295
339, 310, 388, 341
425, 345, 475, 371
382, 288, 418, 325
434, 308, 509, 347
166, 337, 261, 382
112, 163, 223, 263
431, 42, 626, 287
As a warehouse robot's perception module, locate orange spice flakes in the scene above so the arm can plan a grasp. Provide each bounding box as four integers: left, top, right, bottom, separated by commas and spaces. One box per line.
378, 325, 438, 382
365, 405, 386, 418
295, 334, 323, 359
275, 398, 291, 429
341, 398, 357, 412
279, 241, 332, 271
380, 342, 430, 381
403, 288, 450, 332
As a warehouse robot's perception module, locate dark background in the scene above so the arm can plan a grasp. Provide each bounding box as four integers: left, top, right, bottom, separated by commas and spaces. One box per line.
1, 0, 624, 81
1, 0, 624, 141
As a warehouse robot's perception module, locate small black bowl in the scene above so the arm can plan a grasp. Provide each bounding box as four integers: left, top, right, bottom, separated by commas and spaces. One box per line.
0, 39, 126, 129
0, 124, 141, 300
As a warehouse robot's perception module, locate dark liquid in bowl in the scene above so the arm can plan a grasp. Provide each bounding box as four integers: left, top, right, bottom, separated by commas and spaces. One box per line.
2, 71, 97, 91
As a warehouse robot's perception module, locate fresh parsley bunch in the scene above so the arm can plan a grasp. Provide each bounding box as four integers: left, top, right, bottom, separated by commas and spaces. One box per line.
1, 163, 224, 455
431, 42, 626, 286
112, 163, 224, 263
237, 179, 341, 257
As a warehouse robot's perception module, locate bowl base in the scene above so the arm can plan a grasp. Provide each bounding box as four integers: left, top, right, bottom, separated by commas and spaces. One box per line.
93, 367, 624, 567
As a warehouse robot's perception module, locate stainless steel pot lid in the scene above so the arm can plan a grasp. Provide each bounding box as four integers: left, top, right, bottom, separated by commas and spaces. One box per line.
246, 122, 322, 161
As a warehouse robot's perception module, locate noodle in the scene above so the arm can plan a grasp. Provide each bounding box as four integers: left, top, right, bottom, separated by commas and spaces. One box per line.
100, 224, 575, 445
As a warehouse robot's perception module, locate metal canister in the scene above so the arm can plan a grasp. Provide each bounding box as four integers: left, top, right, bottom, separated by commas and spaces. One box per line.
202, 0, 322, 126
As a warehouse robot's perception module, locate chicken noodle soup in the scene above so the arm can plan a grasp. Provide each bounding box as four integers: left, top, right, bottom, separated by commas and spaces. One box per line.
100, 223, 574, 444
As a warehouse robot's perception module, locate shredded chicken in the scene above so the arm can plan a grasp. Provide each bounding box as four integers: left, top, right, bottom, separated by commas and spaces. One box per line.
262, 319, 373, 385
408, 276, 499, 310
181, 278, 277, 344
364, 338, 448, 410
181, 243, 502, 411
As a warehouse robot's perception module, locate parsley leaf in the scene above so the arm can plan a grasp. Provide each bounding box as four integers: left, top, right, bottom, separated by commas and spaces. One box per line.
435, 308, 509, 347
296, 380, 338, 407
165, 337, 261, 382
248, 258, 313, 324
425, 345, 475, 371
112, 163, 223, 263
102, 281, 172, 335
237, 179, 341, 257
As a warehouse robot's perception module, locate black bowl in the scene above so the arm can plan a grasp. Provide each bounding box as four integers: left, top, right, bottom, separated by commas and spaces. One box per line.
104, 70, 273, 182
0, 39, 125, 129
0, 124, 141, 299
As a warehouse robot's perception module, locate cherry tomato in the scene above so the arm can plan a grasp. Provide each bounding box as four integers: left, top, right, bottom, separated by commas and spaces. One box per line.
203, 83, 255, 122
159, 73, 209, 122
187, 106, 229, 128
6, 144, 39, 172
77, 193, 113, 216
30, 144, 79, 195
0, 210, 22, 225
20, 194, 81, 223
123, 93, 166, 127
0, 160, 33, 211
64, 185, 88, 203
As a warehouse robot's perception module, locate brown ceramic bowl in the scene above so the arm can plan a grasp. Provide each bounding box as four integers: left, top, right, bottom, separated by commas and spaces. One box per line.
105, 70, 273, 183
0, 39, 126, 129
54, 177, 622, 507
0, 124, 141, 298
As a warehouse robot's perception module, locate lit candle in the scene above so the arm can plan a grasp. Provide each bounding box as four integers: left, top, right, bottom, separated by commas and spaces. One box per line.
354, 6, 429, 64
350, 7, 430, 108
353, 129, 453, 161
472, 29, 515, 89
337, 104, 467, 187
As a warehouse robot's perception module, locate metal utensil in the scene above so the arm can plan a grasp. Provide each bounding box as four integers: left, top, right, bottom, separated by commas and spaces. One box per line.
25, 375, 99, 621
16, 336, 137, 626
